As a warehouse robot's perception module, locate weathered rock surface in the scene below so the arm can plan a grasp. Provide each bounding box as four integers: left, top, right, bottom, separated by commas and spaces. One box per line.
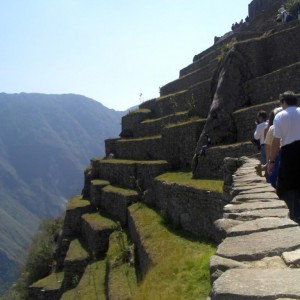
211, 269, 300, 300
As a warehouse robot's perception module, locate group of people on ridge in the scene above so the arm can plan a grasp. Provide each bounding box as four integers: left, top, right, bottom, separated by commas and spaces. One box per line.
253, 91, 300, 223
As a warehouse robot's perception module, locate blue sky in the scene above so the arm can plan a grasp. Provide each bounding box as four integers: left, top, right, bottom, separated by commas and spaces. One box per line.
0, 0, 250, 111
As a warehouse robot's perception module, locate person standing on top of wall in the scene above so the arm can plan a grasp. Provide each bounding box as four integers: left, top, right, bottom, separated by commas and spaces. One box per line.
254, 110, 268, 165
268, 91, 300, 223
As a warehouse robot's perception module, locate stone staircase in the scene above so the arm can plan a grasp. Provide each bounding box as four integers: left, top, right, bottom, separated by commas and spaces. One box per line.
211, 157, 300, 299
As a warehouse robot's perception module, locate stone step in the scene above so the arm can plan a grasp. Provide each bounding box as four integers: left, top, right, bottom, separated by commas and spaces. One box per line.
90, 158, 170, 190
106, 231, 137, 299
60, 260, 106, 300
62, 239, 89, 291
81, 212, 117, 259
216, 226, 300, 261
127, 202, 215, 298
101, 185, 139, 226
211, 268, 300, 299
29, 272, 64, 300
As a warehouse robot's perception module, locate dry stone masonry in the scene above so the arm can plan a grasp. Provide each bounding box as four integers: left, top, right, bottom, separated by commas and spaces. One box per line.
210, 157, 300, 299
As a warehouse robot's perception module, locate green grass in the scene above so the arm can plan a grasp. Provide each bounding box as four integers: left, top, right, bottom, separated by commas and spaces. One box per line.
165, 117, 206, 129
127, 108, 151, 115
60, 260, 106, 300
91, 179, 110, 186
141, 111, 188, 124
103, 185, 138, 197
81, 213, 117, 231
118, 135, 161, 142
156, 171, 223, 193
106, 231, 137, 299
66, 195, 90, 210
129, 203, 215, 300
92, 158, 168, 165
65, 239, 89, 262
30, 272, 64, 290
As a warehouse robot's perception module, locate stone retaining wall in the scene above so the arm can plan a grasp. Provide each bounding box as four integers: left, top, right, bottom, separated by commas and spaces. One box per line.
244, 62, 300, 105
180, 52, 219, 77
160, 67, 213, 96
236, 25, 300, 80
194, 142, 257, 179
133, 111, 189, 138
210, 156, 300, 299
146, 179, 226, 240
162, 119, 206, 168
233, 100, 279, 143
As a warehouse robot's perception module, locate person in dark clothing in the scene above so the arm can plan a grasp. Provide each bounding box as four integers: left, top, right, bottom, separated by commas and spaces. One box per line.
268, 91, 300, 222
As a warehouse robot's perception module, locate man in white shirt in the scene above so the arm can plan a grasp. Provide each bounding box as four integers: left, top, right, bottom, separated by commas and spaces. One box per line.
254, 110, 268, 164
268, 91, 300, 222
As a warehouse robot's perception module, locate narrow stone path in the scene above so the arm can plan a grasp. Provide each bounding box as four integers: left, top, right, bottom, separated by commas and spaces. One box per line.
210, 157, 300, 299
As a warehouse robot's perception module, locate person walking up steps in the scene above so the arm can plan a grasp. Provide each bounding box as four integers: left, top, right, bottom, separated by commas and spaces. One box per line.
268, 91, 300, 223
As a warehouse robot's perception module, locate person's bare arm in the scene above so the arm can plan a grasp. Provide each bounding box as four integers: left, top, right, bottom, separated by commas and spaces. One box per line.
267, 137, 280, 174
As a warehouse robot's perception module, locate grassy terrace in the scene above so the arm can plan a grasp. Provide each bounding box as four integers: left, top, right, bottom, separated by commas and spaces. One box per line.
82, 212, 117, 231
65, 239, 89, 262
60, 261, 106, 300
165, 117, 206, 129
233, 99, 279, 114
91, 179, 110, 186
156, 171, 223, 193
103, 185, 138, 197
130, 203, 215, 300
106, 231, 137, 299
141, 111, 188, 124
30, 272, 64, 290
92, 158, 168, 165
66, 195, 90, 210
117, 135, 161, 142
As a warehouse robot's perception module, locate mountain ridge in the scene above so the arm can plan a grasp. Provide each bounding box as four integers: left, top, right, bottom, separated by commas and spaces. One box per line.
0, 92, 126, 294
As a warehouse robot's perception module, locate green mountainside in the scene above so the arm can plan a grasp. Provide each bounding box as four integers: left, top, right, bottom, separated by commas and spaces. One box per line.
0, 93, 125, 294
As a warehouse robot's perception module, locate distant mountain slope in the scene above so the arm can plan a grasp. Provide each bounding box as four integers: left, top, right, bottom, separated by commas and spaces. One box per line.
0, 93, 125, 293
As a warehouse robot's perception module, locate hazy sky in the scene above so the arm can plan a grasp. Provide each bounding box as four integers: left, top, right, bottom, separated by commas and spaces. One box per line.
0, 1, 250, 111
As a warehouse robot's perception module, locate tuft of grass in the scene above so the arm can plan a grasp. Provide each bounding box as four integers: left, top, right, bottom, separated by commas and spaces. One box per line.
156, 171, 223, 193
60, 261, 106, 300
129, 203, 215, 300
